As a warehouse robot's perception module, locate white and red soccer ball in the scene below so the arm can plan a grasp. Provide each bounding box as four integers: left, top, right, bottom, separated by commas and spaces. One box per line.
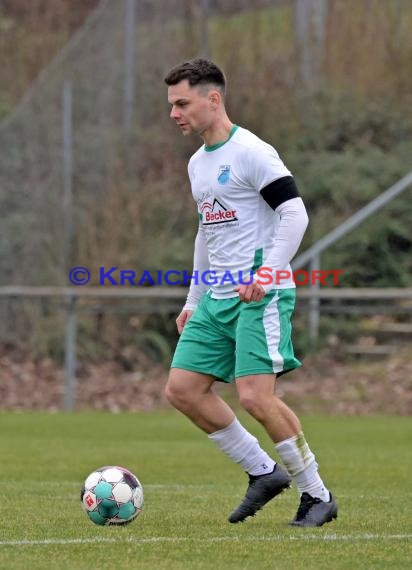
81, 466, 144, 526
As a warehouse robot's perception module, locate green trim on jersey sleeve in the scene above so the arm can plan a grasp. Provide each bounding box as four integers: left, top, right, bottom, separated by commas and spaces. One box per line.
204, 125, 239, 152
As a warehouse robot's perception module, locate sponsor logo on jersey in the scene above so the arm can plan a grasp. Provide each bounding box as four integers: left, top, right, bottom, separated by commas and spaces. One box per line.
217, 165, 231, 185
201, 198, 238, 225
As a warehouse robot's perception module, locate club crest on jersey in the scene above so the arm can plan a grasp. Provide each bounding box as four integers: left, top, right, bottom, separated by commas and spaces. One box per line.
217, 165, 231, 185
201, 198, 238, 225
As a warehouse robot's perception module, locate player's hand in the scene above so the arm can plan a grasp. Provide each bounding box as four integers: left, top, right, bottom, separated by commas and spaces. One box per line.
234, 282, 266, 303
176, 309, 194, 334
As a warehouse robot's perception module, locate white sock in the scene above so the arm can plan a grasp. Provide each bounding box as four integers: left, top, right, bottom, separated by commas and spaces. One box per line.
208, 418, 275, 476
275, 433, 330, 501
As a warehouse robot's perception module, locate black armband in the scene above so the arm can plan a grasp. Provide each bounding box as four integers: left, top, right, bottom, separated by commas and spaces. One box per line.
260, 176, 300, 211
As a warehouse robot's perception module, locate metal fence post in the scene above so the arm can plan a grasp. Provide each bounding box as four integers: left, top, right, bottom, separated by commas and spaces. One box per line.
308, 253, 321, 348
200, 0, 211, 58
62, 80, 77, 410
64, 296, 77, 410
62, 80, 73, 274
294, 0, 328, 90
124, 0, 136, 130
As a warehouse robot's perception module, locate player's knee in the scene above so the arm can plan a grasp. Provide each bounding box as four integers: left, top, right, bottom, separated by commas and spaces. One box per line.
238, 392, 265, 420
165, 379, 184, 408
165, 376, 192, 410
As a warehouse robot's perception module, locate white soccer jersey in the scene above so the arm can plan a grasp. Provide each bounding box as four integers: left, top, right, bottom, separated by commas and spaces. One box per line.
187, 126, 306, 300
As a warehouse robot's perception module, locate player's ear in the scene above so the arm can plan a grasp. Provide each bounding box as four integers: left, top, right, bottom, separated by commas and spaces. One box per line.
208, 89, 221, 108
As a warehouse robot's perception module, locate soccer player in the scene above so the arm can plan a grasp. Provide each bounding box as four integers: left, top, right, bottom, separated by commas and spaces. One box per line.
164, 59, 338, 527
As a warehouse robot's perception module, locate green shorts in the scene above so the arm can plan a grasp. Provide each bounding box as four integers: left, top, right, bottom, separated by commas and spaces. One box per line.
171, 288, 301, 383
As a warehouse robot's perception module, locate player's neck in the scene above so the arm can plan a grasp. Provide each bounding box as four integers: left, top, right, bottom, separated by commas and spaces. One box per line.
201, 117, 234, 148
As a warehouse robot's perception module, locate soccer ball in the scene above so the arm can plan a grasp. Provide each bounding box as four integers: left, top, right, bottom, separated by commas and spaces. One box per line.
81, 465, 144, 526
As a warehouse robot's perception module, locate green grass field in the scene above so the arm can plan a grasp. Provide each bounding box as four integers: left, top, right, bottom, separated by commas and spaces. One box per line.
0, 411, 410, 569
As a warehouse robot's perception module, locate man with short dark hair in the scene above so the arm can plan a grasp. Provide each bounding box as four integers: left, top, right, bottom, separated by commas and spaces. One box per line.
164, 58, 338, 527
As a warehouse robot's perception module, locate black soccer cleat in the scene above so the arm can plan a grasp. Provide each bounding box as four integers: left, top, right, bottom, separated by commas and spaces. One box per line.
228, 464, 291, 523
289, 492, 338, 527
